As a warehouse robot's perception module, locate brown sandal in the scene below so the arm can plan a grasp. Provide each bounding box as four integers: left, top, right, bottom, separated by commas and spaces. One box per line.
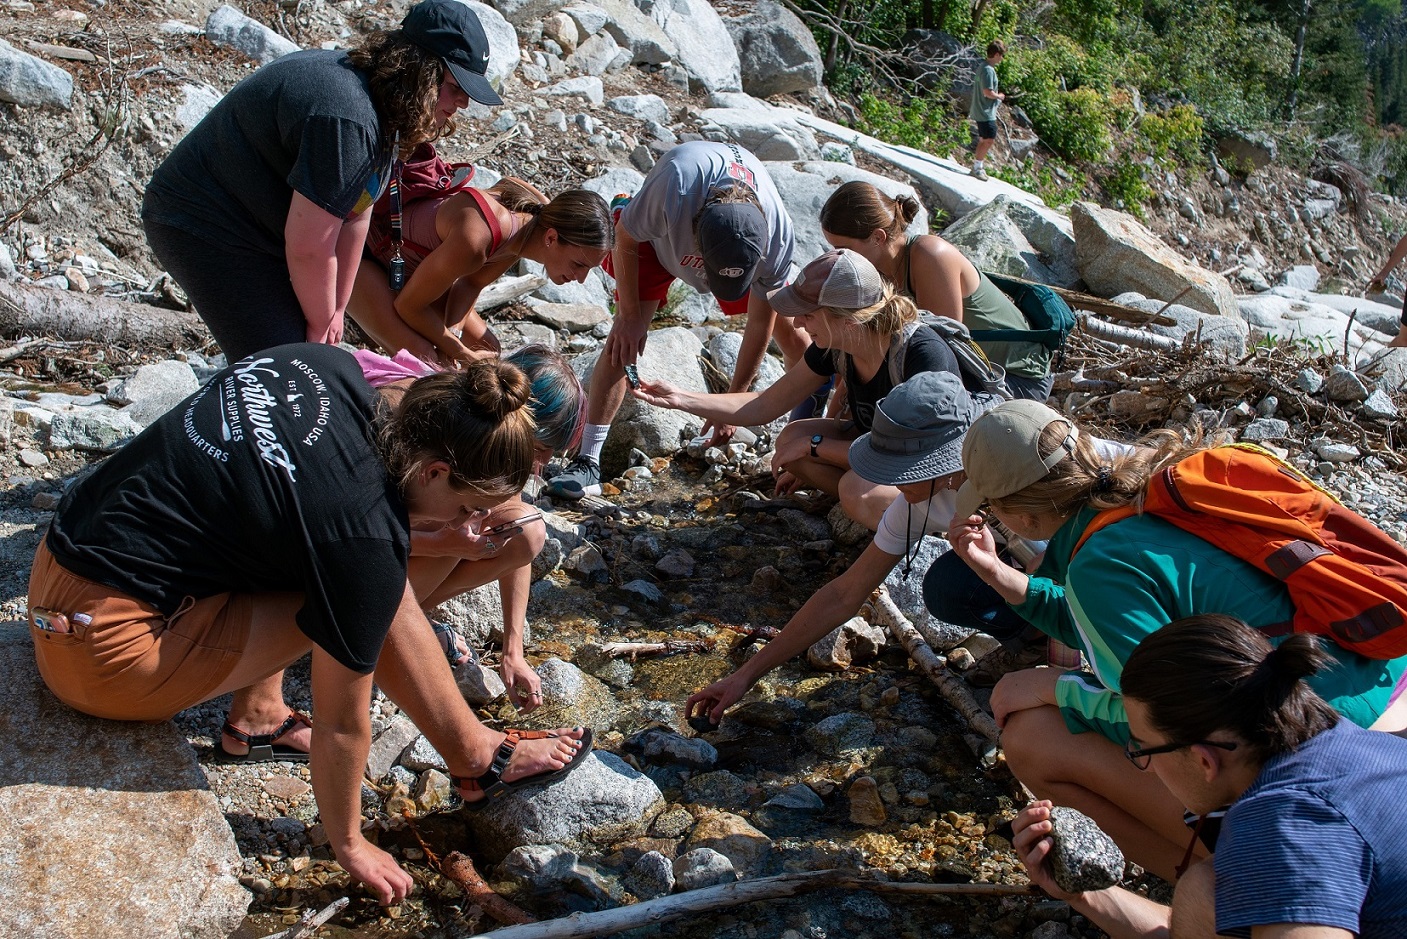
215, 711, 312, 763
452, 727, 594, 809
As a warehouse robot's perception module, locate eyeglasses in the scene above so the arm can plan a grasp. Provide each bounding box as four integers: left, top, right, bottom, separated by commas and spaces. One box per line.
1123, 737, 1238, 770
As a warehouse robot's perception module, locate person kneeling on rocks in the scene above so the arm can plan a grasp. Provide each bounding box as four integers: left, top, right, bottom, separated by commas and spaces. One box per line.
685, 371, 1034, 724
27, 345, 591, 905
1013, 613, 1407, 939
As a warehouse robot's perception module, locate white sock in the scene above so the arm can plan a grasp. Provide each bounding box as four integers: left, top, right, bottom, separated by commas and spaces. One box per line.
579, 423, 610, 464
973, 160, 984, 170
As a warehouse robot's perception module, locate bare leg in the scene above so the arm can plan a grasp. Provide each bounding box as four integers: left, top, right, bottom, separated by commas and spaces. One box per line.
207, 592, 315, 756
1169, 859, 1220, 938
838, 471, 900, 532
974, 136, 996, 164
346, 261, 442, 365
775, 418, 856, 498
1003, 705, 1201, 881
1391, 323, 1407, 348
587, 301, 660, 427
770, 315, 809, 368
410, 502, 547, 609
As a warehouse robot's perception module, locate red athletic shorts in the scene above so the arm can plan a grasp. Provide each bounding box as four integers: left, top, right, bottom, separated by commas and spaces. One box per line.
604, 213, 750, 316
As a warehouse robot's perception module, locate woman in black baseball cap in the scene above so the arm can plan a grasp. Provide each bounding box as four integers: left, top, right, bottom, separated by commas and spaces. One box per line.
141, 0, 503, 364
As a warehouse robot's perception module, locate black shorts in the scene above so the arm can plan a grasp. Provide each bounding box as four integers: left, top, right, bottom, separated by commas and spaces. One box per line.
974, 120, 997, 140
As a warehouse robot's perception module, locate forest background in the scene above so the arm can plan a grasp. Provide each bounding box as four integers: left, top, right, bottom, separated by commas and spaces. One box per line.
790, 0, 1407, 217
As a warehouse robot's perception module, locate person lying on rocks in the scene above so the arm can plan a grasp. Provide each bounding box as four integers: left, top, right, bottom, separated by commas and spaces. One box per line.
820, 180, 1054, 401
546, 140, 807, 500
686, 371, 1032, 723
27, 345, 591, 905
1013, 613, 1407, 939
353, 179, 612, 368
355, 342, 586, 709
632, 249, 985, 531
946, 400, 1407, 882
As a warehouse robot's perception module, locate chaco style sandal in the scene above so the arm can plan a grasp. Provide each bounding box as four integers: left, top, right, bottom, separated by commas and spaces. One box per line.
452, 727, 594, 809
215, 711, 312, 763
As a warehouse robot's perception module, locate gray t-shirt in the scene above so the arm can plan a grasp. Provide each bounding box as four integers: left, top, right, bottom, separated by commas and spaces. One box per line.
618, 140, 794, 295
970, 63, 1000, 122
143, 49, 393, 256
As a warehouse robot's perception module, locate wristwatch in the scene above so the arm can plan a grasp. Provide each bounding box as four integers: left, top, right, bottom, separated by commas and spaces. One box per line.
810, 434, 823, 458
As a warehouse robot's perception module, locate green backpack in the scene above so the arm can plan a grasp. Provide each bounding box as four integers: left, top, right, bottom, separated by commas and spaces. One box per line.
970, 272, 1077, 366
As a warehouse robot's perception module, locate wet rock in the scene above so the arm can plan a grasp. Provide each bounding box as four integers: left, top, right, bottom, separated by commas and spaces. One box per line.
0, 626, 248, 937
524, 658, 621, 730
631, 532, 664, 559
777, 508, 831, 542
764, 783, 824, 811
750, 565, 787, 592
1029, 923, 1073, 939
1362, 389, 1399, 420
566, 543, 608, 576
366, 714, 420, 781
683, 768, 749, 806
1240, 417, 1289, 442
620, 578, 665, 604
847, 776, 887, 826
673, 847, 736, 890
807, 616, 887, 671
463, 751, 663, 860
1047, 806, 1124, 894
684, 812, 772, 873
729, 697, 804, 730
627, 727, 718, 770
655, 549, 696, 578
499, 843, 578, 890
841, 891, 892, 922
651, 806, 695, 838
1323, 365, 1369, 403
804, 712, 875, 757
828, 503, 874, 547
626, 849, 675, 899
415, 769, 452, 812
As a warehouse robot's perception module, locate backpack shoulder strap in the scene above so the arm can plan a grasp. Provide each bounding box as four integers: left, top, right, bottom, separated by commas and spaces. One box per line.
1072, 506, 1139, 556
886, 321, 924, 387
465, 187, 506, 254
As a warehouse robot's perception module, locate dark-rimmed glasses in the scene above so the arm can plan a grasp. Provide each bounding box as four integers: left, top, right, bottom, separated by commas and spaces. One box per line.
1123, 737, 1238, 770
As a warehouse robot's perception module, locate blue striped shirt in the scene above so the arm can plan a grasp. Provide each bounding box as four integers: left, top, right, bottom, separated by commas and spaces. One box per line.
1215, 720, 1407, 937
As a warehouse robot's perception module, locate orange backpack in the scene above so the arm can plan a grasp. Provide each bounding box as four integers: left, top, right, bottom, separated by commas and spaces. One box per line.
1073, 444, 1407, 659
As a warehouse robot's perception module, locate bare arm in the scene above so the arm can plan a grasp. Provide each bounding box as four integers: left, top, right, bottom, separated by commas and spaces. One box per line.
497, 556, 539, 709
633, 356, 827, 427
286, 191, 350, 343
731, 290, 777, 393
392, 205, 498, 362
605, 221, 652, 368
685, 541, 899, 721
309, 645, 413, 905
1373, 234, 1407, 284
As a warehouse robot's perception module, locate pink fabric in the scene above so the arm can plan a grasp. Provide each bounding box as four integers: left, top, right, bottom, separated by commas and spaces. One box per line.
353, 348, 438, 388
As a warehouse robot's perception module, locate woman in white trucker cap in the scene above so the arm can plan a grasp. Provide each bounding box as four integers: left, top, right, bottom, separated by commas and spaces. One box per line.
947, 399, 1407, 883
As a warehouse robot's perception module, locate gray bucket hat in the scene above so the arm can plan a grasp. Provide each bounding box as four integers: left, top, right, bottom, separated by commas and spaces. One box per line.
848, 371, 978, 486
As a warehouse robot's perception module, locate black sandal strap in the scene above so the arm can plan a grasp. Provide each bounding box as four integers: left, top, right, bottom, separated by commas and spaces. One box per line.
222, 712, 304, 747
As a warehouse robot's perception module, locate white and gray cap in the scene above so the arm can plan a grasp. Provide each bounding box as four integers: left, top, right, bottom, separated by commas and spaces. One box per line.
768, 248, 885, 316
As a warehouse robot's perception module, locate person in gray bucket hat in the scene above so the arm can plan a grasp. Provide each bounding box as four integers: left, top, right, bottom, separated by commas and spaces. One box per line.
685, 371, 1037, 726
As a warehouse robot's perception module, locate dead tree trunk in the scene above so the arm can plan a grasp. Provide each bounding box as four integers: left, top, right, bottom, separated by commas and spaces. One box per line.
0, 280, 208, 348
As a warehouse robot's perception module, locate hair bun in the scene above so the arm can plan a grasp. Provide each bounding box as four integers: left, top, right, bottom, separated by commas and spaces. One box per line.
460, 359, 532, 421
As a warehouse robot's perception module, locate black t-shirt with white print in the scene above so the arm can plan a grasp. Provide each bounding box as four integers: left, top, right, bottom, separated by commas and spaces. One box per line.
47, 344, 409, 673
803, 326, 961, 431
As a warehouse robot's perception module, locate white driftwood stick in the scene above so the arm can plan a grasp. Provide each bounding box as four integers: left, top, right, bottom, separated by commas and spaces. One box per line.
871, 587, 1001, 748
595, 640, 712, 658
259, 896, 350, 939
478, 274, 547, 311
1078, 313, 1181, 352
464, 870, 1037, 939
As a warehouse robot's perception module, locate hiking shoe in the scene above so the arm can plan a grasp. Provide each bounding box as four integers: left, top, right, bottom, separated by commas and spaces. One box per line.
970, 166, 989, 181
545, 456, 602, 500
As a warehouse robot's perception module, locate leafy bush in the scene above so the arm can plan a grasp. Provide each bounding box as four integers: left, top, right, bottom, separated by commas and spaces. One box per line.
857, 92, 969, 158
991, 160, 1089, 207
1004, 37, 1116, 162
1138, 105, 1205, 166
1102, 160, 1153, 217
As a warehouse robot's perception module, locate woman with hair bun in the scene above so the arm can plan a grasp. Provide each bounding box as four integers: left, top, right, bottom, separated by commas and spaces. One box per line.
820, 180, 1053, 401
630, 248, 982, 530
1013, 614, 1407, 939
27, 344, 592, 906
353, 180, 613, 367
356, 343, 585, 709
946, 399, 1407, 881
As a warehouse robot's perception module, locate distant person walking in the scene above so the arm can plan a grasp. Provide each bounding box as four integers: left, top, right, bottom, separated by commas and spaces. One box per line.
1368, 232, 1407, 347
969, 40, 1006, 181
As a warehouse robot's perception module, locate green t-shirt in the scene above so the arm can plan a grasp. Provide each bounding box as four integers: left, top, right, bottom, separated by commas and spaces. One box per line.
970, 63, 999, 122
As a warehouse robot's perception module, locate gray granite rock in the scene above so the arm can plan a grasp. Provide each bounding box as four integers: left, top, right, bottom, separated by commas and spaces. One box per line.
521, 658, 621, 730
0, 626, 248, 938
672, 847, 736, 890
367, 713, 421, 780
204, 4, 299, 64
1239, 417, 1289, 442
764, 783, 824, 811
804, 712, 875, 757
626, 849, 675, 899
44, 407, 143, 451
807, 616, 887, 670
111, 359, 200, 427
0, 37, 74, 108
1362, 388, 1399, 420
1047, 806, 1124, 893
722, 0, 822, 98
627, 727, 718, 770
1323, 365, 1369, 403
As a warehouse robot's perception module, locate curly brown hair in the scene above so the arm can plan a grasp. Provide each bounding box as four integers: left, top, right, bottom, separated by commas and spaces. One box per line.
347, 29, 447, 155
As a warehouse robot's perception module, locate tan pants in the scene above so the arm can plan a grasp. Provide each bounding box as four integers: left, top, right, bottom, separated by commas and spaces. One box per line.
27, 539, 253, 721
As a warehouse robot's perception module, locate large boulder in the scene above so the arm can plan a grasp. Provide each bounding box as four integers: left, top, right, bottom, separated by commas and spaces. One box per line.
763, 161, 927, 272
462, 751, 664, 860
1071, 202, 1238, 321
940, 194, 1079, 288
0, 37, 74, 109
722, 0, 823, 98
109, 359, 200, 427
1214, 129, 1277, 171
573, 326, 708, 476
1271, 288, 1403, 341
1236, 293, 1387, 362
594, 0, 677, 65
639, 0, 742, 93
491, 0, 571, 26
0, 625, 249, 938
204, 4, 300, 64
699, 106, 820, 160
465, 1, 520, 92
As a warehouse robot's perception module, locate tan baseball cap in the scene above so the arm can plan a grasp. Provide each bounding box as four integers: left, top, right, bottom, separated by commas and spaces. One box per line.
953, 399, 1080, 520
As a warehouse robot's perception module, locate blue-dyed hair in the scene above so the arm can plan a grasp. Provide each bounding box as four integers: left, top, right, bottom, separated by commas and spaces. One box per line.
504, 344, 585, 455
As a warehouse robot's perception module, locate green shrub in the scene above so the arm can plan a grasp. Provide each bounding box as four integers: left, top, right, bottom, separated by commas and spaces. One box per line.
857, 91, 969, 158
1102, 160, 1152, 217
1138, 104, 1205, 167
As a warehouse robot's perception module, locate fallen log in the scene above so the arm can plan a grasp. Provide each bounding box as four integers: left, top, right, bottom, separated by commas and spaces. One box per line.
594, 640, 714, 659
463, 870, 1038, 939
0, 280, 208, 348
870, 587, 1001, 756
1077, 313, 1182, 352
479, 274, 547, 312
443, 851, 536, 926
991, 276, 1176, 328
